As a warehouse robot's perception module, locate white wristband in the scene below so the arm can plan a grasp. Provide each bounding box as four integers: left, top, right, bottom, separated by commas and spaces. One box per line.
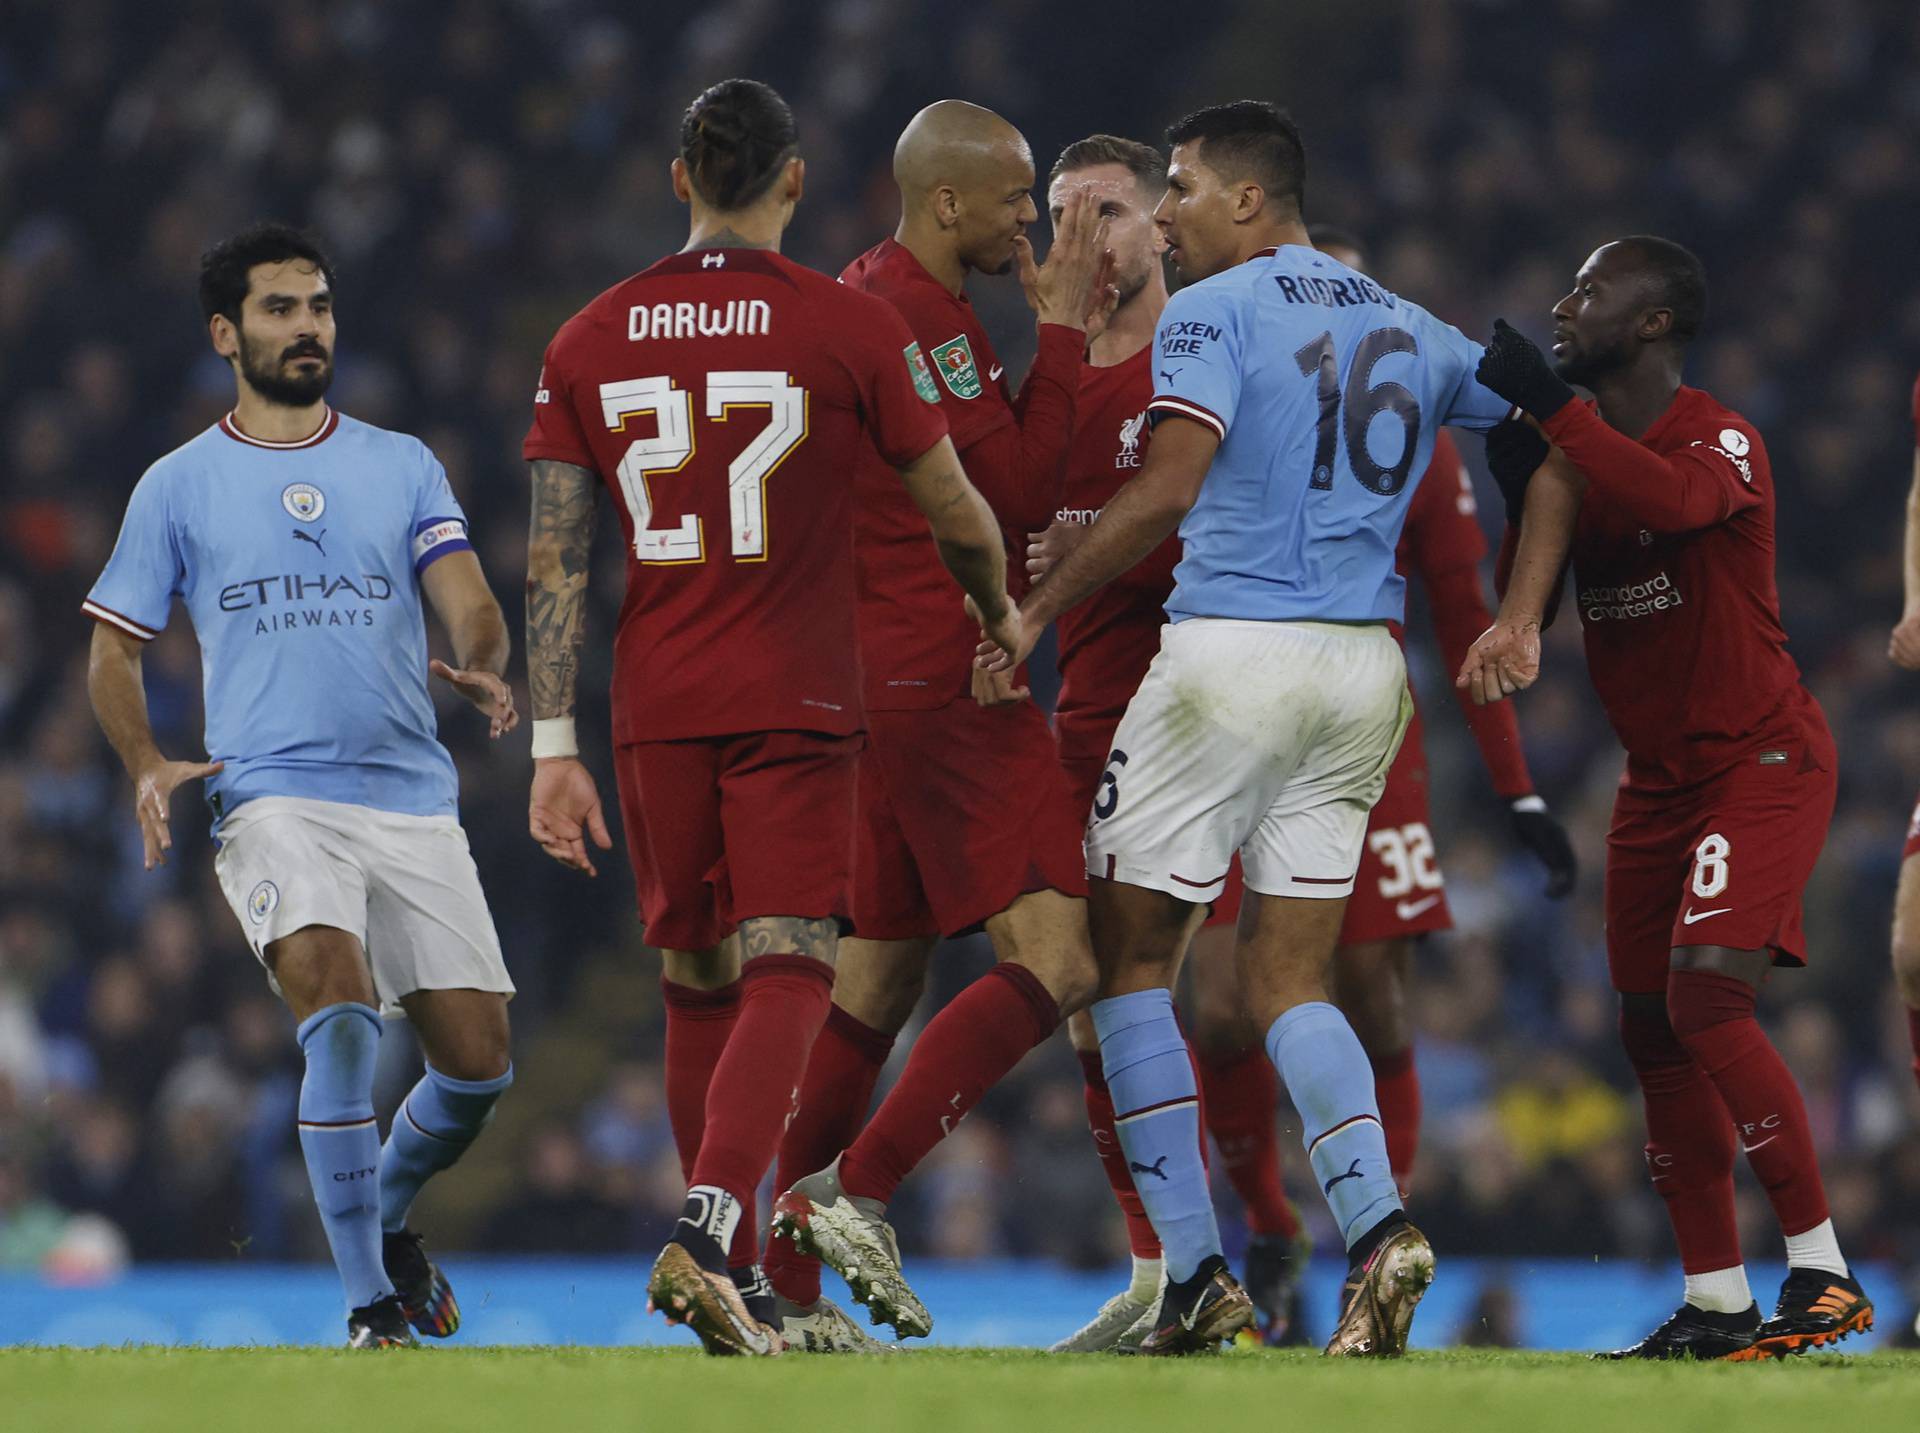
531, 717, 578, 760
1510, 794, 1547, 814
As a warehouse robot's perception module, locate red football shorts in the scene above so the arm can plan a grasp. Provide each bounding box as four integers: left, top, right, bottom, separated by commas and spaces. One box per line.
854, 699, 1089, 940
1604, 716, 1837, 995
1073, 707, 1453, 945
613, 729, 862, 952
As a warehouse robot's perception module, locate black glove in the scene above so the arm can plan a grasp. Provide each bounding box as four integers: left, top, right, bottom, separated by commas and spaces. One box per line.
1476, 318, 1576, 420
1484, 417, 1551, 526
1509, 795, 1576, 899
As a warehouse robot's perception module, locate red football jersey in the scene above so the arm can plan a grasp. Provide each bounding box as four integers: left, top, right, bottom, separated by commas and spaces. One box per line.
1542, 385, 1804, 789
523, 246, 948, 744
1053, 347, 1174, 760
841, 238, 1080, 710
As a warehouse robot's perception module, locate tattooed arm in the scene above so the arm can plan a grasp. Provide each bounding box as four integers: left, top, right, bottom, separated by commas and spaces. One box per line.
525, 459, 612, 875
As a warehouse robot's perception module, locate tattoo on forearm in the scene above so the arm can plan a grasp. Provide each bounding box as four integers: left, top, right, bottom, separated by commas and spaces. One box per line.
526, 459, 598, 720
737, 916, 840, 963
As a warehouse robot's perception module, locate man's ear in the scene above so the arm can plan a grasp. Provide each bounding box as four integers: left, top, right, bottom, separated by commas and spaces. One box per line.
1231, 180, 1267, 225
670, 157, 693, 204
209, 313, 238, 360
1638, 307, 1676, 343
784, 155, 805, 204
932, 183, 961, 229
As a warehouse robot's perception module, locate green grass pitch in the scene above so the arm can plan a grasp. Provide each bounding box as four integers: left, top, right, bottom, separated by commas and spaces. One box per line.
5, 1347, 1916, 1433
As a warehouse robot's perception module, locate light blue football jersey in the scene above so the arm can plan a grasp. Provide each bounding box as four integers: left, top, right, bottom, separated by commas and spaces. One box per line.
1148, 244, 1513, 624
84, 408, 474, 832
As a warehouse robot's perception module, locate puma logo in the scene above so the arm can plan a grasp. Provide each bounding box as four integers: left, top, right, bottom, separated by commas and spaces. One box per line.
1129, 1155, 1170, 1182
1323, 1158, 1364, 1195
293, 528, 327, 556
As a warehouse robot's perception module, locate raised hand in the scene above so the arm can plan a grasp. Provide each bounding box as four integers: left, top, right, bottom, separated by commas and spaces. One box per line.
1891, 612, 1920, 670
1026, 520, 1088, 585
431, 658, 519, 738
1476, 319, 1576, 420
529, 757, 613, 876
1017, 186, 1113, 331
1455, 616, 1542, 706
133, 758, 225, 869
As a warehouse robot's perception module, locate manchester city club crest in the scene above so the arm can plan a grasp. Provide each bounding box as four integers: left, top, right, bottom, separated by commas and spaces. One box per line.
281, 482, 326, 521
247, 880, 280, 923
931, 335, 981, 400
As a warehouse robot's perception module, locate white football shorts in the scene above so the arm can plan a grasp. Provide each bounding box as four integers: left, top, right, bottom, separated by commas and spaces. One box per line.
214, 796, 514, 1015
1084, 618, 1412, 903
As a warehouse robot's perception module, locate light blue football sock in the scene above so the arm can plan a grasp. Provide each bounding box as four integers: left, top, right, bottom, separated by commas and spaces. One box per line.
379, 1063, 513, 1233
1266, 1001, 1400, 1249
1093, 988, 1220, 1283
296, 1002, 392, 1314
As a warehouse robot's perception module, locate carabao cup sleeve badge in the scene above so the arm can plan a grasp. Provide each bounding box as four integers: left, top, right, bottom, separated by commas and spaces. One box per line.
931, 335, 982, 400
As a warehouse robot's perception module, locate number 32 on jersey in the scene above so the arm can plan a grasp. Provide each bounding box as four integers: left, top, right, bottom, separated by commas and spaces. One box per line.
599, 372, 808, 564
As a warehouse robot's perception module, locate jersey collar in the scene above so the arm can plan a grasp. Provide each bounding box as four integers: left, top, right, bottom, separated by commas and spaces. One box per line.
219, 406, 339, 450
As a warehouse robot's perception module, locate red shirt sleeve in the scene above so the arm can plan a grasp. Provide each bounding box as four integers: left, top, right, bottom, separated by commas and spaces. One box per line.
521, 333, 596, 468
1541, 399, 1761, 536
957, 323, 1083, 535
854, 299, 950, 469
1406, 437, 1533, 798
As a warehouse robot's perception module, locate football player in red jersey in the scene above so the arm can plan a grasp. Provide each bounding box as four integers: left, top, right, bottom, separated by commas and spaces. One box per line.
1036, 196, 1574, 1351
519, 80, 1018, 1357
767, 99, 1115, 1343
1886, 372, 1920, 1121
1466, 236, 1872, 1361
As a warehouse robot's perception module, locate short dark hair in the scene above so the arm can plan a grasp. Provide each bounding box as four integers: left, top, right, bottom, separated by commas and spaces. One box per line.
1049, 133, 1167, 197
679, 78, 798, 210
1611, 235, 1709, 344
1307, 223, 1365, 262
198, 222, 334, 325
1165, 101, 1306, 213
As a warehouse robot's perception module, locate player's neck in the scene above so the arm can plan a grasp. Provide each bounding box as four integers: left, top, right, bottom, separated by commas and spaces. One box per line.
683, 220, 782, 254
230, 387, 330, 444
1231, 217, 1311, 267
1590, 361, 1683, 440
893, 218, 967, 296
1088, 281, 1168, 367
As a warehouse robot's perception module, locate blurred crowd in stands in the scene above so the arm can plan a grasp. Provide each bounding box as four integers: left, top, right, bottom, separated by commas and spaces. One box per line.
3, 0, 1918, 1332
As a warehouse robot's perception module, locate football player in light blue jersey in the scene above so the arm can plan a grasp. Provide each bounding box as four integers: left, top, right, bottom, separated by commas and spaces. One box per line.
85, 224, 519, 1349
983, 102, 1570, 1356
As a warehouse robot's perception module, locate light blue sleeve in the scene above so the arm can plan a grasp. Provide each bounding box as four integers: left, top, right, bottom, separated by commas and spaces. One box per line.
84, 464, 182, 639
1424, 315, 1515, 433
1147, 281, 1245, 441
409, 445, 475, 577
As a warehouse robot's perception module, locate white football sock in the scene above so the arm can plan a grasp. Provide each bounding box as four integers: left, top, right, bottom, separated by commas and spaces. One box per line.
1683, 1264, 1754, 1314
1783, 1218, 1848, 1277
1128, 1255, 1163, 1301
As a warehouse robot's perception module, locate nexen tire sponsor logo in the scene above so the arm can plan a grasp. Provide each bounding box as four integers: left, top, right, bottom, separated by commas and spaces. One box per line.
1580, 571, 1684, 621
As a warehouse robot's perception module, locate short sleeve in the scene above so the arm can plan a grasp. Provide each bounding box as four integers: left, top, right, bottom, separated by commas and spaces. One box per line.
410, 447, 474, 577
855, 299, 951, 469
1432, 323, 1517, 434
84, 464, 182, 639
521, 334, 597, 468
1147, 282, 1242, 440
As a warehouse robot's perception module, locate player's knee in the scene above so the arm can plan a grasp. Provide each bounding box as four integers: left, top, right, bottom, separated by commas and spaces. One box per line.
1016, 943, 1099, 1015
1618, 992, 1687, 1074
1664, 967, 1754, 1046
1890, 920, 1920, 1006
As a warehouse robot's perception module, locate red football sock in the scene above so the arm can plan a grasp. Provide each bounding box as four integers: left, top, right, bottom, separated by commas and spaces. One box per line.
662, 978, 762, 1268
839, 962, 1060, 1205
1669, 968, 1830, 1237
1078, 1050, 1162, 1258
764, 1004, 896, 1304
687, 955, 834, 1206
1620, 996, 1741, 1273
1908, 1007, 1920, 1095
1198, 1046, 1300, 1240
1370, 1045, 1422, 1188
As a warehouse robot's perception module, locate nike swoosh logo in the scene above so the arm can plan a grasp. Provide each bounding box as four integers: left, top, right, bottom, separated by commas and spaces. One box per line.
1741, 1135, 1778, 1153
1394, 895, 1442, 920
1682, 906, 1733, 925
988, 364, 1004, 381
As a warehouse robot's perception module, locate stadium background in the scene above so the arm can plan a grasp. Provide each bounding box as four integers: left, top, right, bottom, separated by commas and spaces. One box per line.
1, 0, 1917, 1346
